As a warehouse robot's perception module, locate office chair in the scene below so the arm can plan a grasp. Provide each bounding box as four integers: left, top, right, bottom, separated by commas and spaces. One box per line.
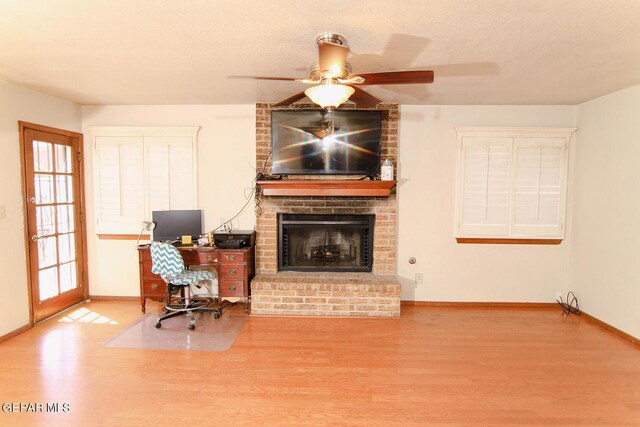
150, 242, 221, 330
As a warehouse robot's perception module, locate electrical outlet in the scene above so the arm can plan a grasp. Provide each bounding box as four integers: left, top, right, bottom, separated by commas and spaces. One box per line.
0, 205, 6, 219
415, 273, 424, 285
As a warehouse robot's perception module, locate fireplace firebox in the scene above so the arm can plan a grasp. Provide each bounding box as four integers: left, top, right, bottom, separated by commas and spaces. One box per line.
278, 213, 375, 272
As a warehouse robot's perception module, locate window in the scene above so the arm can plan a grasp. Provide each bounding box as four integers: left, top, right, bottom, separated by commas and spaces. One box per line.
91, 126, 199, 234
454, 127, 576, 241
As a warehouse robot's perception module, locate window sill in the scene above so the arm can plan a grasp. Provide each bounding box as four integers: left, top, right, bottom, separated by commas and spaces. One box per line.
97, 234, 149, 240
456, 238, 562, 245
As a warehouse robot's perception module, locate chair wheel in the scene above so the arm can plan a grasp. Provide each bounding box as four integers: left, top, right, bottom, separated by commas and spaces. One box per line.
155, 322, 162, 329
188, 324, 195, 331
214, 313, 220, 319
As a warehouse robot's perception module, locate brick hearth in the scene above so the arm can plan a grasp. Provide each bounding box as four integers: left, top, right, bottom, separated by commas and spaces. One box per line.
251, 272, 400, 317
251, 103, 401, 317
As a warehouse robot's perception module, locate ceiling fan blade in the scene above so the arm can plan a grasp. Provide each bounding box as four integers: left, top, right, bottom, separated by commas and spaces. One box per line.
351, 70, 434, 85
228, 75, 299, 81
319, 42, 350, 78
273, 91, 307, 107
347, 86, 382, 108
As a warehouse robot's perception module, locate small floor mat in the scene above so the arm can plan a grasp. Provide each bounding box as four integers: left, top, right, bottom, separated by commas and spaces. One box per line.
104, 312, 247, 351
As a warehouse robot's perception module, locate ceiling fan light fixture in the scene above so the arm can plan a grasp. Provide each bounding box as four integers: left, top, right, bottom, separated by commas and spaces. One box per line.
304, 84, 355, 109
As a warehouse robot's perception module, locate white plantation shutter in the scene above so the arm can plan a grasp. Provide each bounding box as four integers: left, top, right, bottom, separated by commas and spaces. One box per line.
95, 137, 144, 233
511, 138, 567, 237
147, 143, 170, 212
458, 137, 512, 236
455, 128, 574, 240
145, 136, 196, 212
92, 127, 199, 234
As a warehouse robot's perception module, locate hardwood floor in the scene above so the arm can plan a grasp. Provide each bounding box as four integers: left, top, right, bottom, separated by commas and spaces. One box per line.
0, 301, 638, 426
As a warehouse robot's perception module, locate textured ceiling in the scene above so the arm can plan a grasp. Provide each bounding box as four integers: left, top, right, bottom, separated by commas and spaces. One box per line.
1, 0, 639, 105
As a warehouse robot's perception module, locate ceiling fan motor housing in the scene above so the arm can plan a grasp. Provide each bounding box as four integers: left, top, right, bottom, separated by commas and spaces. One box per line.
308, 61, 352, 81
310, 33, 351, 81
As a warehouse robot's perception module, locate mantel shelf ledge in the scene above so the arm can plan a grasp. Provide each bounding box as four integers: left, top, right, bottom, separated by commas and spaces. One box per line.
256, 179, 396, 197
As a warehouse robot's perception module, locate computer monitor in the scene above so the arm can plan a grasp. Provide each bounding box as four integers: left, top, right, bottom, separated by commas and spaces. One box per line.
152, 210, 203, 242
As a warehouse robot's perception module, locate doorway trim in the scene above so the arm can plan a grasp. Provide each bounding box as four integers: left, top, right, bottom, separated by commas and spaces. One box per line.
18, 121, 89, 324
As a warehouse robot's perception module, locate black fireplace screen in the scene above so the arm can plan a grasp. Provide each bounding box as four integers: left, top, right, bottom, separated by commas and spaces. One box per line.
278, 214, 375, 272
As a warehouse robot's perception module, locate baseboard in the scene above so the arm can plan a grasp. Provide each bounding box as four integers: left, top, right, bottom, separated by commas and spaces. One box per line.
0, 324, 32, 344
580, 310, 640, 347
89, 295, 139, 302
401, 301, 556, 309
401, 300, 639, 346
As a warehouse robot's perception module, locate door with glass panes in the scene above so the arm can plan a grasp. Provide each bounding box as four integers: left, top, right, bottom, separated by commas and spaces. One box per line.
21, 122, 87, 323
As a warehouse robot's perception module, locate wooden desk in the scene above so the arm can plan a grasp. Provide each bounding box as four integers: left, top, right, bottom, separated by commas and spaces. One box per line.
137, 245, 255, 314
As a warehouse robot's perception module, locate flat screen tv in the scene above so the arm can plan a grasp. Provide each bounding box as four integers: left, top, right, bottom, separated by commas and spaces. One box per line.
152, 209, 202, 242
271, 110, 382, 176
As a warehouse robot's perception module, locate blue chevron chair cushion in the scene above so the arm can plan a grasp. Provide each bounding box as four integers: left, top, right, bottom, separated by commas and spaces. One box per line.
150, 242, 214, 285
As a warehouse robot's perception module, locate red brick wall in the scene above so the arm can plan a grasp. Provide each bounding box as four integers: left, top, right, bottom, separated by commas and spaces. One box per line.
255, 103, 399, 275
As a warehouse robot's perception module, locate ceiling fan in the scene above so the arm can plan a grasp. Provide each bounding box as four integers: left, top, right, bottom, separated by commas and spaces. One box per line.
230, 33, 434, 109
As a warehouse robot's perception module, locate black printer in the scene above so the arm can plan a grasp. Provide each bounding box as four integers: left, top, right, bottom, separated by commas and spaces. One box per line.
213, 230, 256, 249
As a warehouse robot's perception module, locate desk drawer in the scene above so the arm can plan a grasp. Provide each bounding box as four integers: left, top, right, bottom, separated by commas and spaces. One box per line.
141, 261, 158, 279
219, 265, 244, 279
219, 279, 244, 297
197, 251, 218, 264
143, 279, 167, 297
219, 251, 245, 263
139, 249, 151, 263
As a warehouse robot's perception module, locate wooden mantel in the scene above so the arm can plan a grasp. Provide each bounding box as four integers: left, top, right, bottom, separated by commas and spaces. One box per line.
257, 179, 396, 197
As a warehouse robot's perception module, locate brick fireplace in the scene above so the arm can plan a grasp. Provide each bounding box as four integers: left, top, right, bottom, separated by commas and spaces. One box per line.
251, 103, 401, 317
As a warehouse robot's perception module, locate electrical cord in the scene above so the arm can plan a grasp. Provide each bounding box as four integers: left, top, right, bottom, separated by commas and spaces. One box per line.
557, 291, 580, 316
254, 151, 277, 218
210, 151, 277, 233
254, 180, 263, 217
260, 151, 273, 175
212, 175, 257, 232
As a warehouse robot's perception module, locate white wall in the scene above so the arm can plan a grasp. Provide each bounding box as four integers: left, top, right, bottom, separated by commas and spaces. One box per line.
82, 104, 582, 303
3, 80, 635, 338
398, 105, 577, 302
569, 85, 640, 339
81, 105, 256, 296
0, 79, 81, 335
